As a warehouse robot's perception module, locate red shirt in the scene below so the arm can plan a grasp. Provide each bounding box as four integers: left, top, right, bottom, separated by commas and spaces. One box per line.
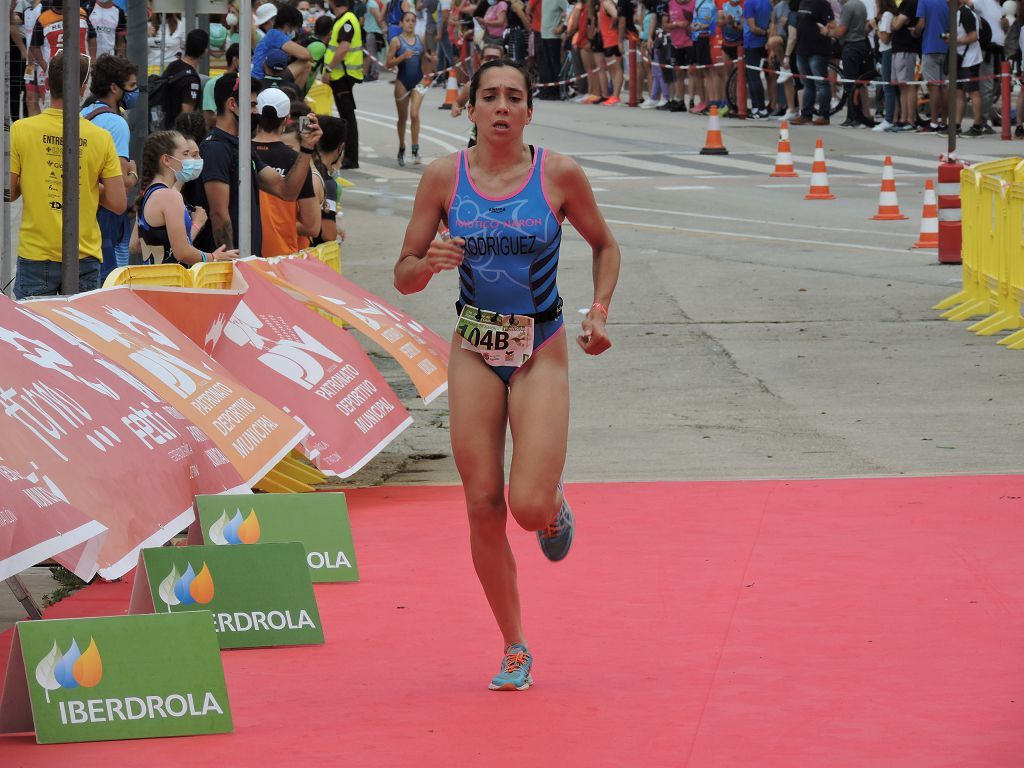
528, 0, 542, 32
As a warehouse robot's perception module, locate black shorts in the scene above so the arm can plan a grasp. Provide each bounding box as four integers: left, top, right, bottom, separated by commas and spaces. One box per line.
957, 62, 980, 92
693, 36, 711, 67
672, 45, 692, 67
722, 43, 739, 61
604, 44, 622, 58
590, 30, 604, 51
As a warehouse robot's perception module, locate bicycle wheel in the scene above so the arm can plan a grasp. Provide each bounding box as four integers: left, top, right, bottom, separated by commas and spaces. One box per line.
726, 67, 738, 112
558, 51, 575, 100
827, 61, 847, 116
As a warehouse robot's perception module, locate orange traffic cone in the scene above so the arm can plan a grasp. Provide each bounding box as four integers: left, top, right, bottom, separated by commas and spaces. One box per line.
700, 106, 729, 155
871, 156, 907, 220
770, 120, 798, 177
439, 70, 458, 110
912, 179, 939, 249
804, 138, 835, 200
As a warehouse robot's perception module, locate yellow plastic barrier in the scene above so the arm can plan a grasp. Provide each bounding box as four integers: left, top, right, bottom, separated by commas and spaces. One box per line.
305, 81, 336, 116
103, 263, 191, 289
933, 158, 1024, 348
189, 261, 236, 290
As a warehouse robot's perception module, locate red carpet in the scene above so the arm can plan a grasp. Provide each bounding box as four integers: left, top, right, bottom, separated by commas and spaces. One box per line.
1, 477, 1022, 767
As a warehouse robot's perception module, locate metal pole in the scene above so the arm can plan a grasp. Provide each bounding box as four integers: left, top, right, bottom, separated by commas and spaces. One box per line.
238, 2, 251, 258
127, 0, 148, 265
199, 15, 210, 76
1, 0, 11, 296
184, 0, 196, 33
945, 0, 958, 156
5, 576, 44, 620
61, 0, 81, 296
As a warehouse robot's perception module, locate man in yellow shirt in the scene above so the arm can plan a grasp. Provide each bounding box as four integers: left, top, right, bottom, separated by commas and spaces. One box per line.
11, 50, 126, 299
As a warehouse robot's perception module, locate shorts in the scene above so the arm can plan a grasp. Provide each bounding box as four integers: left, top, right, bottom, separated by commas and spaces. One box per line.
892, 51, 918, 84
722, 43, 739, 61
590, 30, 604, 51
692, 36, 711, 67
604, 44, 622, 58
957, 62, 980, 92
672, 45, 692, 67
921, 52, 946, 83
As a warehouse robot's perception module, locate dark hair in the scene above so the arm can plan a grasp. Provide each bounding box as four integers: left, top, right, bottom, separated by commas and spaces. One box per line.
402, 10, 416, 21
184, 28, 210, 58
275, 3, 303, 29
174, 110, 208, 146
258, 110, 286, 133
469, 59, 532, 109
225, 42, 240, 68
314, 14, 334, 37
89, 54, 137, 98
290, 100, 312, 119
47, 51, 90, 98
140, 130, 185, 194
214, 73, 262, 115
877, 0, 898, 18
313, 115, 347, 175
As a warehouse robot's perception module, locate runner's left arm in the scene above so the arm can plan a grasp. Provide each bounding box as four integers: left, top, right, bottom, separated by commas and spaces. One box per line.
549, 153, 619, 356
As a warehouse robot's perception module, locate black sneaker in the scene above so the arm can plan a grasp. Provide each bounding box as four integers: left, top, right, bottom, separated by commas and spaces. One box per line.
965, 125, 985, 137
669, 100, 686, 112
1015, 125, 1024, 138
658, 100, 677, 111
397, 147, 406, 167
980, 123, 996, 135
537, 482, 574, 562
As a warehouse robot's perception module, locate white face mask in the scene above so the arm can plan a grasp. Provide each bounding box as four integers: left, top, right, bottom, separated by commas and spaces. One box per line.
225, 11, 239, 25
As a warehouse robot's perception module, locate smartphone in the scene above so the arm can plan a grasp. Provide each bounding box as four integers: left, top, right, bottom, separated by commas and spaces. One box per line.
299, 115, 311, 134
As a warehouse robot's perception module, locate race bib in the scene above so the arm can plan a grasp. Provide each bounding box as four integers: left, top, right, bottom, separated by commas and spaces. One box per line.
457, 304, 534, 368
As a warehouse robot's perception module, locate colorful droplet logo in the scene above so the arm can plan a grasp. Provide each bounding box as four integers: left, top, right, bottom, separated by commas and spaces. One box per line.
209, 508, 261, 545
159, 562, 215, 610
35, 638, 103, 702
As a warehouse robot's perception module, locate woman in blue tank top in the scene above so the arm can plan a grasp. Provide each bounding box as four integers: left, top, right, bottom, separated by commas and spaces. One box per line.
394, 59, 620, 693
386, 12, 433, 166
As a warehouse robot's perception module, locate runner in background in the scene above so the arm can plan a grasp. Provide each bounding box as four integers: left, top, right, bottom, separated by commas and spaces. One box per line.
394, 59, 619, 693
386, 11, 433, 166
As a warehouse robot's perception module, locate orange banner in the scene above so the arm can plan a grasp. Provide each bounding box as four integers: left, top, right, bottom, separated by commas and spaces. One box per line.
26, 289, 308, 487
0, 296, 247, 580
251, 259, 451, 404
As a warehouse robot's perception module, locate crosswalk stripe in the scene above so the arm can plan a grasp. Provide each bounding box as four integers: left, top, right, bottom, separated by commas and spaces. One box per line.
852, 154, 940, 171
343, 161, 419, 181
579, 165, 626, 177
583, 154, 701, 175
670, 154, 777, 175
811, 157, 888, 175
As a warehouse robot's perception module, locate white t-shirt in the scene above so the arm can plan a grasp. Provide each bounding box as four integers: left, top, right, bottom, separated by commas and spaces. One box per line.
957, 6, 982, 68
89, 2, 122, 59
18, 0, 41, 43
973, 0, 1005, 46
878, 10, 893, 52
148, 21, 184, 70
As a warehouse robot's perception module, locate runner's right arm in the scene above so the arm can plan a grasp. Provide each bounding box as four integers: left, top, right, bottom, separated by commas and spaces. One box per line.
394, 156, 463, 294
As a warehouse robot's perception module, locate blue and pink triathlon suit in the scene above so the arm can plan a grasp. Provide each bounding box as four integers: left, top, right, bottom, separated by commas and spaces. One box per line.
447, 145, 564, 385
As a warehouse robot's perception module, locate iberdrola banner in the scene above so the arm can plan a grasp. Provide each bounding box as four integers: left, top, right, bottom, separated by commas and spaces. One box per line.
25, 288, 308, 487
189, 262, 414, 478
252, 258, 450, 403
0, 296, 247, 581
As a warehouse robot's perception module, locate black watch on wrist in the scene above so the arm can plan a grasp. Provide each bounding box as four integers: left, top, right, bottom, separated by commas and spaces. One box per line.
300, 146, 315, 154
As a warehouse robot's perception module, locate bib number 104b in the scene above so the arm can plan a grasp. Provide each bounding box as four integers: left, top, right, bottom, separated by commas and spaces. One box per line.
463, 327, 510, 351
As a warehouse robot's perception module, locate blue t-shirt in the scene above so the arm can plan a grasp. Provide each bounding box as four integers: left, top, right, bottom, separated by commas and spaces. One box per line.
744, 0, 772, 47
692, 0, 717, 39
81, 102, 130, 158
252, 28, 291, 80
918, 0, 949, 55
722, 1, 744, 43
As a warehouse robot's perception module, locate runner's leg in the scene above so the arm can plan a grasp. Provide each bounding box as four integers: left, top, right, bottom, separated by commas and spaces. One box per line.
395, 82, 410, 150
410, 89, 423, 147
506, 331, 570, 532
449, 339, 525, 648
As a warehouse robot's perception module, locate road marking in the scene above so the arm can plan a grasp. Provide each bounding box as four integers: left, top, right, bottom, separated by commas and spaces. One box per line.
656, 185, 714, 190
756, 183, 806, 188
359, 108, 471, 142
357, 114, 461, 153
599, 202, 908, 237
817, 157, 892, 175
579, 165, 626, 177
671, 153, 777, 175
583, 154, 701, 175
604, 218, 904, 253
852, 155, 942, 171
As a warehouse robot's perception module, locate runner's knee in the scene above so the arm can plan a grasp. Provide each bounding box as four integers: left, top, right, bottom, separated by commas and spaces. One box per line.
507, 486, 557, 532
465, 488, 507, 531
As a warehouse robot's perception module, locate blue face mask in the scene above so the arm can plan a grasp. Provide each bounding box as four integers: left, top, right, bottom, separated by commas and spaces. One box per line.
121, 87, 139, 110
169, 156, 204, 184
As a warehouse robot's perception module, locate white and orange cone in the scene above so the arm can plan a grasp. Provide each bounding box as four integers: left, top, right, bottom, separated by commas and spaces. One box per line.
439, 70, 458, 110
700, 106, 729, 155
804, 138, 835, 200
770, 120, 798, 177
871, 156, 907, 220
912, 179, 940, 249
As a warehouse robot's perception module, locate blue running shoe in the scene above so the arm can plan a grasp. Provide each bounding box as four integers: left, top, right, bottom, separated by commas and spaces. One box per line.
488, 644, 534, 691
537, 482, 574, 562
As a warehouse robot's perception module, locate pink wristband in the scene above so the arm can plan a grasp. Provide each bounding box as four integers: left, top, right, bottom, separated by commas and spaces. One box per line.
591, 302, 609, 320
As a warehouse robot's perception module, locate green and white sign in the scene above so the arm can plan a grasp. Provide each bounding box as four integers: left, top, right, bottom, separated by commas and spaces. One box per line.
0, 613, 231, 744
194, 492, 359, 583
129, 543, 325, 649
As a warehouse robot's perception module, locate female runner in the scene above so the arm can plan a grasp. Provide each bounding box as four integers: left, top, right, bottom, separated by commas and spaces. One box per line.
394, 59, 620, 691
385, 11, 433, 166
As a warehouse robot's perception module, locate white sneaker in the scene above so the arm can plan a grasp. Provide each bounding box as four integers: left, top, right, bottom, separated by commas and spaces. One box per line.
777, 67, 793, 84
872, 119, 893, 132
572, 93, 589, 103
783, 110, 800, 121
640, 98, 659, 109
656, 98, 669, 108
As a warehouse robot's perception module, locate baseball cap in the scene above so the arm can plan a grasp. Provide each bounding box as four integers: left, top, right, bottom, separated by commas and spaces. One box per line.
254, 2, 278, 26
264, 48, 289, 73
257, 87, 291, 118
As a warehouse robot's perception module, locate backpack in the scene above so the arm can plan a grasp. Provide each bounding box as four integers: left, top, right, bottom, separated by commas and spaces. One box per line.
147, 65, 195, 130
978, 13, 993, 51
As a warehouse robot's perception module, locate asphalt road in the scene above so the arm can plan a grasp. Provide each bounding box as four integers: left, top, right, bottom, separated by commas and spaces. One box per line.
332, 78, 1024, 487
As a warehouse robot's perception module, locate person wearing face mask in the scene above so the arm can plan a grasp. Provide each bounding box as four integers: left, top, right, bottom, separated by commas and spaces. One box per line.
81, 54, 140, 284
192, 73, 324, 258
254, 3, 314, 85
136, 131, 237, 265
309, 114, 349, 245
